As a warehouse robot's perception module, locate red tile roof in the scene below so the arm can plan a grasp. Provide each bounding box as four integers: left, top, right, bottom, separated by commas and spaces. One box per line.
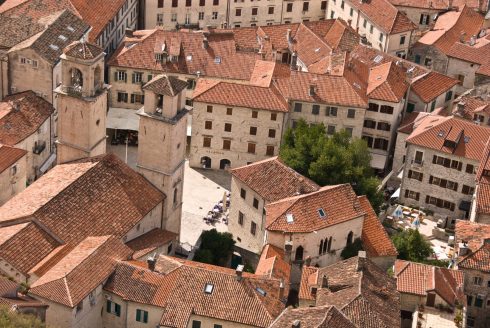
230, 157, 319, 203
406, 116, 490, 161
347, 0, 416, 34
359, 196, 398, 258
411, 71, 459, 103
64, 40, 103, 60
0, 91, 54, 146
270, 305, 357, 328
126, 228, 178, 259
265, 184, 364, 233
388, 0, 450, 9
455, 220, 490, 253
193, 80, 289, 112
30, 236, 132, 307
452, 94, 490, 121
144, 75, 188, 96
458, 243, 490, 273
394, 260, 464, 306
0, 154, 165, 247
416, 6, 484, 54
447, 31, 490, 65
104, 256, 285, 327
275, 70, 368, 108
300, 256, 400, 328
0, 145, 26, 174
255, 244, 291, 285
367, 62, 408, 102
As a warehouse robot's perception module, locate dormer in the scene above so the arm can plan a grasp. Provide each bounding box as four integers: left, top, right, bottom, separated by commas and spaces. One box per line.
59, 41, 107, 98
142, 75, 188, 119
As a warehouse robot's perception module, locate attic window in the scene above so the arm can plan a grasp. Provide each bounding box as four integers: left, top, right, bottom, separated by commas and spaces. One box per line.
256, 287, 267, 296
58, 35, 68, 42
204, 283, 214, 294
318, 208, 326, 218
49, 44, 59, 50
214, 56, 221, 64
186, 55, 192, 61
374, 55, 383, 63
437, 130, 445, 137
67, 25, 75, 32
443, 140, 456, 148
286, 213, 294, 224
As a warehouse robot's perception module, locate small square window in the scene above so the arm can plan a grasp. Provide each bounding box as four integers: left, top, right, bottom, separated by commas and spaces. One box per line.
266, 145, 274, 156
205, 121, 212, 129
271, 113, 277, 121
240, 188, 246, 199
224, 123, 232, 132
250, 221, 257, 235
204, 283, 214, 294
268, 6, 274, 14
347, 109, 356, 118
223, 139, 231, 150
268, 129, 276, 138
312, 104, 320, 115
253, 197, 259, 209
203, 137, 211, 148
250, 126, 257, 135
294, 103, 302, 112
248, 143, 256, 154
207, 105, 213, 113
252, 110, 258, 118
327, 125, 335, 135
226, 107, 233, 115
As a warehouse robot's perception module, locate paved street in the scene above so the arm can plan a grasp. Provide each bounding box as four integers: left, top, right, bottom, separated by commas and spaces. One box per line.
107, 142, 231, 247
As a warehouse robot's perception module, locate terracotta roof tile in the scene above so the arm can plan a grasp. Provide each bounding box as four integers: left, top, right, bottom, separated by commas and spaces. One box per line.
417, 6, 484, 54
394, 260, 464, 305
30, 236, 132, 307
0, 14, 44, 49
143, 75, 188, 96
0, 91, 54, 146
359, 196, 397, 257
367, 62, 408, 102
193, 80, 289, 112
0, 154, 165, 247
458, 243, 490, 273
300, 256, 400, 328
275, 70, 368, 108
452, 94, 490, 120
291, 23, 333, 68
266, 184, 364, 233
324, 19, 360, 52
388, 0, 449, 9
455, 220, 490, 253
411, 71, 459, 103
255, 244, 291, 286
126, 228, 178, 259
64, 40, 103, 60
0, 0, 80, 21
104, 256, 285, 327
230, 157, 319, 202
0, 145, 26, 174
406, 116, 490, 161
270, 305, 357, 328
447, 31, 490, 65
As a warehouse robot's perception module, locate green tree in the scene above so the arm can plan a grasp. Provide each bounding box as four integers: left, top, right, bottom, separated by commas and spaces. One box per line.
280, 120, 384, 211
194, 229, 235, 266
392, 229, 432, 262
0, 306, 45, 328
340, 238, 364, 260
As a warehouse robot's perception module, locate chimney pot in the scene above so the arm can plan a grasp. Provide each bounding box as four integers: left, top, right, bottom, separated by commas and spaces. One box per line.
125, 28, 134, 37
236, 264, 244, 281
304, 256, 312, 266
292, 320, 301, 328
147, 257, 156, 271
321, 275, 329, 288
202, 37, 209, 49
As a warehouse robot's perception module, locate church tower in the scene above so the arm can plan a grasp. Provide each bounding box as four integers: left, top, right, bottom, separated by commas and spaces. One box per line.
137, 75, 189, 235
55, 41, 109, 164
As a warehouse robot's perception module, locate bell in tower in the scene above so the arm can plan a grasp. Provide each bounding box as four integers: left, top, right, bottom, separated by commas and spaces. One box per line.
55, 40, 110, 164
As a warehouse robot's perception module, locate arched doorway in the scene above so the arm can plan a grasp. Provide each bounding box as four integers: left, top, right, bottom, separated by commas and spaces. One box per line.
219, 159, 231, 170
295, 246, 304, 261
200, 156, 211, 169
346, 231, 353, 247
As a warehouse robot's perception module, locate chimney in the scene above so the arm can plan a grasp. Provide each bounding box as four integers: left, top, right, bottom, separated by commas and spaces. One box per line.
292, 320, 301, 328
202, 37, 209, 49
236, 264, 244, 281
279, 280, 285, 300
286, 29, 292, 43
347, 19, 352, 26
448, 0, 453, 8
290, 51, 298, 70
356, 251, 366, 271
321, 275, 328, 288
470, 35, 476, 46
284, 241, 293, 264
304, 256, 312, 266
308, 84, 315, 96
456, 102, 465, 116
147, 256, 156, 271
460, 32, 466, 43
125, 28, 134, 37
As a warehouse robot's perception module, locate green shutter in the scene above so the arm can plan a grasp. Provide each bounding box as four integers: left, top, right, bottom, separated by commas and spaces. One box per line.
106, 300, 111, 313
148, 74, 152, 82
132, 73, 135, 83
143, 310, 148, 323
124, 73, 127, 83
136, 309, 141, 322
115, 303, 121, 317
114, 72, 118, 82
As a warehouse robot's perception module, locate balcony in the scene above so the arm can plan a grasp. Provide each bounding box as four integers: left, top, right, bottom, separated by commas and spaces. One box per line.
57, 81, 106, 99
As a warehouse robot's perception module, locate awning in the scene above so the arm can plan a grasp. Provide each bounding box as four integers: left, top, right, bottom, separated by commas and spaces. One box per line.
39, 152, 56, 173
107, 107, 139, 131
370, 153, 387, 170
459, 201, 471, 211
391, 188, 401, 199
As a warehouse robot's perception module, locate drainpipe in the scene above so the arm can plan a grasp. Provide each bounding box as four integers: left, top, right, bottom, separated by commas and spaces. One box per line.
280, 0, 284, 24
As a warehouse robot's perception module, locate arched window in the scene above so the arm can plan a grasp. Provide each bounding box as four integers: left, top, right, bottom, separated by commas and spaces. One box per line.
322, 237, 328, 254
327, 237, 332, 252
219, 159, 231, 170
70, 68, 83, 90
200, 156, 211, 169
173, 188, 178, 205
319, 240, 324, 255
346, 231, 353, 247
295, 246, 304, 261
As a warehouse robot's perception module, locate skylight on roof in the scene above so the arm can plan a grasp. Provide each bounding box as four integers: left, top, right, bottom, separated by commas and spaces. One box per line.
49, 44, 59, 51
58, 35, 68, 42
67, 25, 75, 32
437, 130, 445, 137
464, 136, 470, 143
256, 287, 267, 296
204, 283, 214, 294
315, 47, 321, 52
318, 208, 326, 218
374, 55, 383, 63
186, 55, 192, 61
214, 56, 221, 64
286, 213, 294, 224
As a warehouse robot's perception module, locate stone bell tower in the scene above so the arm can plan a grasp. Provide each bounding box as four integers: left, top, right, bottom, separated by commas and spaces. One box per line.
137, 75, 188, 235
55, 41, 109, 164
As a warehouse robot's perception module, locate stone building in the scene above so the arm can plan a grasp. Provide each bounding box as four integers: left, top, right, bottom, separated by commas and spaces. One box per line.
0, 0, 138, 57
0, 145, 26, 206
399, 116, 490, 220
143, 0, 328, 30
408, 71, 458, 112
0, 276, 48, 322
0, 91, 55, 182
103, 255, 285, 328
55, 41, 108, 164
326, 0, 417, 57
387, 0, 450, 31
470, 141, 490, 224
298, 254, 401, 327
228, 157, 320, 255
410, 5, 485, 75
455, 220, 490, 328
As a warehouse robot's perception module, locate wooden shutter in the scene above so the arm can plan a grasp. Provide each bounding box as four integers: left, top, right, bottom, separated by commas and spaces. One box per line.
131, 73, 135, 83
114, 72, 118, 82
115, 303, 121, 317
429, 176, 433, 184
433, 155, 437, 164
136, 309, 141, 322
415, 192, 420, 201
408, 170, 412, 178
106, 300, 111, 313
405, 189, 409, 198
144, 311, 148, 323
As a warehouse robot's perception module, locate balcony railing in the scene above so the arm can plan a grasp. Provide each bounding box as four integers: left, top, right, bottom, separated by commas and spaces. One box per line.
58, 82, 105, 99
